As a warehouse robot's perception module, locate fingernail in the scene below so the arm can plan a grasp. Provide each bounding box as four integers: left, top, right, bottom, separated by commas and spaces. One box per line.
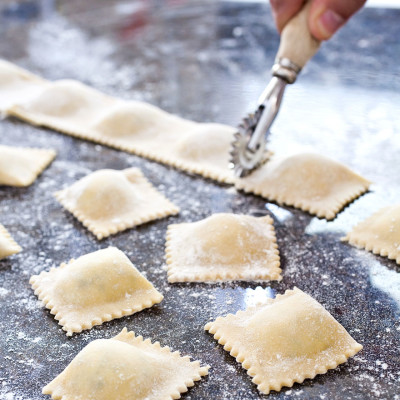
317, 9, 345, 38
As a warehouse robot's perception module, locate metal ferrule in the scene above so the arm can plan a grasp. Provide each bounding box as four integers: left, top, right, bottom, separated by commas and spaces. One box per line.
247, 76, 287, 152
271, 57, 302, 84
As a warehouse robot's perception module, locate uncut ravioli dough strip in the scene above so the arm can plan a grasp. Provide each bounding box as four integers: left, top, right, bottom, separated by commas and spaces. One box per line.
166, 213, 281, 282
235, 152, 371, 220
1, 60, 236, 183
0, 224, 22, 260
55, 168, 179, 240
343, 203, 400, 264
0, 144, 56, 187
30, 247, 164, 336
43, 327, 209, 400
205, 287, 362, 395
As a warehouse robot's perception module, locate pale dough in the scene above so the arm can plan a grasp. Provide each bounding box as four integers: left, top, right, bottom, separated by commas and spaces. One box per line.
235, 152, 371, 220
166, 213, 281, 282
343, 203, 400, 264
0, 224, 21, 260
43, 327, 209, 400
54, 168, 179, 240
205, 287, 362, 395
0, 59, 48, 110
2, 61, 236, 183
0, 144, 56, 187
30, 247, 163, 336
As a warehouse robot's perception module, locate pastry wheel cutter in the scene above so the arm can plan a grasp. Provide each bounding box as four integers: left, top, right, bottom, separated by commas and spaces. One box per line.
230, 1, 321, 177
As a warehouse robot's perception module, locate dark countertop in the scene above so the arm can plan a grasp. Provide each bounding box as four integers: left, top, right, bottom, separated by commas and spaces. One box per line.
0, 1, 399, 399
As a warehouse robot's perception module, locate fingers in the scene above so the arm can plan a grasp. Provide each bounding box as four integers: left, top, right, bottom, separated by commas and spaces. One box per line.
270, 0, 366, 41
270, 0, 305, 32
309, 0, 367, 40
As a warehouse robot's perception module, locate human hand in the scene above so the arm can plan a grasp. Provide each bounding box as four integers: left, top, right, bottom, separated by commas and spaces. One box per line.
270, 0, 367, 40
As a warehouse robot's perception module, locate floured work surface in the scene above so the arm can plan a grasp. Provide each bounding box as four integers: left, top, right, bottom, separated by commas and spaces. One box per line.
0, 2, 400, 400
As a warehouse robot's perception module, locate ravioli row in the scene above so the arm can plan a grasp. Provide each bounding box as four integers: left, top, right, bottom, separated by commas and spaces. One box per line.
2, 158, 400, 268
39, 285, 362, 398
29, 220, 281, 336
0, 59, 371, 220
28, 246, 362, 397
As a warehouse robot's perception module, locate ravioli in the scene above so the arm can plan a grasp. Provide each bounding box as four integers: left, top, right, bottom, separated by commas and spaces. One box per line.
93, 101, 194, 144
3, 60, 236, 184
0, 224, 22, 260
43, 327, 209, 400
90, 104, 237, 181
8, 79, 116, 136
54, 168, 179, 240
235, 152, 371, 220
30, 247, 163, 336
0, 59, 48, 110
166, 213, 281, 282
170, 123, 236, 182
0, 145, 56, 187
205, 287, 362, 395
343, 203, 400, 264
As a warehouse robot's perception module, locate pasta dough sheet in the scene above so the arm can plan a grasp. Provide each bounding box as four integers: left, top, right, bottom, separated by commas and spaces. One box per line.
343, 203, 400, 264
30, 247, 163, 335
166, 213, 281, 282
43, 327, 209, 400
0, 224, 22, 260
54, 167, 179, 240
1, 60, 236, 183
205, 287, 362, 395
0, 144, 56, 187
235, 152, 371, 220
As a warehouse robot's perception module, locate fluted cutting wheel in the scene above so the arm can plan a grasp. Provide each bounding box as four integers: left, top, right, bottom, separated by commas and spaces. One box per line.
229, 106, 270, 178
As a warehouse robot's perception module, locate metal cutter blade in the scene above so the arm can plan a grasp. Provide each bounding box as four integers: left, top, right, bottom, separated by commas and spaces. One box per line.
229, 106, 268, 178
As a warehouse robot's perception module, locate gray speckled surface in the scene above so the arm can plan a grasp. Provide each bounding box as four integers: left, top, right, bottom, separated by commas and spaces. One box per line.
0, 1, 400, 399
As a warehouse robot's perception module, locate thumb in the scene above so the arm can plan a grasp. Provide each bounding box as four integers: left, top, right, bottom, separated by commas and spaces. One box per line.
309, 0, 367, 40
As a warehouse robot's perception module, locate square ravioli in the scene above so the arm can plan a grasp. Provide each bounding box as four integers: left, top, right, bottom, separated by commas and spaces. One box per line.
166, 213, 281, 282
343, 203, 400, 264
4, 61, 236, 184
55, 167, 179, 240
205, 287, 362, 395
0, 224, 22, 260
235, 152, 371, 220
43, 328, 209, 400
30, 247, 163, 336
0, 145, 56, 187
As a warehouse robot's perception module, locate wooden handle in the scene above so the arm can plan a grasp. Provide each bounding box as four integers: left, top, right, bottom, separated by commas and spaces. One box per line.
276, 1, 321, 69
